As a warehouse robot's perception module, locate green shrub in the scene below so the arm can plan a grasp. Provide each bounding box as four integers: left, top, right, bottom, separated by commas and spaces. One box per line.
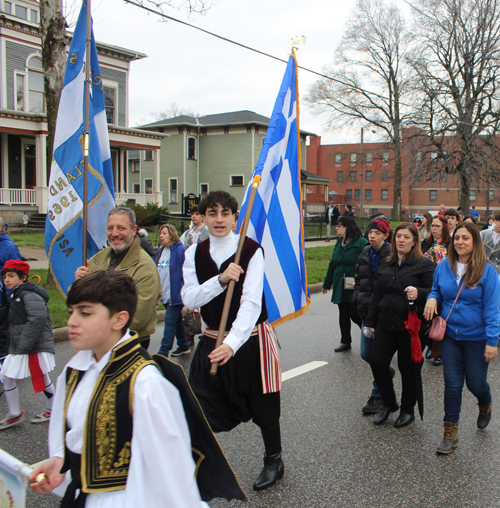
124, 201, 170, 228
18, 227, 34, 234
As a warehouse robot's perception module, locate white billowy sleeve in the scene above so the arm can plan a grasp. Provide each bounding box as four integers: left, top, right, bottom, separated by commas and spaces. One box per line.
48, 367, 69, 460
124, 365, 207, 508
223, 248, 264, 355
181, 244, 225, 310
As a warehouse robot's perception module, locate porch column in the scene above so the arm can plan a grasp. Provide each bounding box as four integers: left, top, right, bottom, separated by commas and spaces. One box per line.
302, 182, 307, 216
35, 133, 48, 213
1, 133, 8, 190
324, 184, 328, 204
155, 148, 162, 205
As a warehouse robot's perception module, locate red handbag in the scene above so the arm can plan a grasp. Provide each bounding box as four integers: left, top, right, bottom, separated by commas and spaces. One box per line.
428, 280, 465, 341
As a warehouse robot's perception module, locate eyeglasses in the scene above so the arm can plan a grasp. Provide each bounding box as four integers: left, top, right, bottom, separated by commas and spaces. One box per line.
431, 224, 442, 228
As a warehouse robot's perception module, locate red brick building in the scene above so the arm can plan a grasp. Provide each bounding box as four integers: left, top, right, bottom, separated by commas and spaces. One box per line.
306, 135, 498, 220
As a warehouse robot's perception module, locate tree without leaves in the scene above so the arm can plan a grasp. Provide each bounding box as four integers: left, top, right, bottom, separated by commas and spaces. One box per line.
407, 0, 500, 214
305, 0, 417, 220
150, 103, 199, 120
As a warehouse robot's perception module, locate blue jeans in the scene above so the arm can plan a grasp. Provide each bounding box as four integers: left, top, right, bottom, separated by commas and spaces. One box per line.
158, 303, 189, 355
360, 320, 381, 398
440, 335, 491, 424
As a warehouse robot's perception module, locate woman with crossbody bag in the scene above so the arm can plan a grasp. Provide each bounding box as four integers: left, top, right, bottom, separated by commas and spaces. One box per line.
424, 222, 500, 455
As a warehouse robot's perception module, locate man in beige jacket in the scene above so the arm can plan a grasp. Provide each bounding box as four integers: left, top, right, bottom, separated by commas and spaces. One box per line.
75, 207, 161, 349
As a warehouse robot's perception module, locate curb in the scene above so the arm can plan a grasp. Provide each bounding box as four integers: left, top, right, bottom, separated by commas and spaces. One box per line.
52, 286, 324, 341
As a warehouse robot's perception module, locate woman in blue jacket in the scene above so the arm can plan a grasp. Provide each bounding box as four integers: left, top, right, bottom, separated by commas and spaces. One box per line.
424, 222, 500, 455
154, 224, 190, 357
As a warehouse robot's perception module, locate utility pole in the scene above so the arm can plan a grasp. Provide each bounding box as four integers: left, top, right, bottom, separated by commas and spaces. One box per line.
360, 127, 364, 220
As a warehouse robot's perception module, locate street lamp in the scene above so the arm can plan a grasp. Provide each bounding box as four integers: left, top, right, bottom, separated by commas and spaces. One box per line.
360, 126, 376, 221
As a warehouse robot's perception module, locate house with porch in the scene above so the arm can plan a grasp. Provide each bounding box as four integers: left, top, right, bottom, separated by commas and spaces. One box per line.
0, 0, 165, 225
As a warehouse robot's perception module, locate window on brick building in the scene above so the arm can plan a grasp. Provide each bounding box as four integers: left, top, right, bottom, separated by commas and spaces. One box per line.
382, 151, 389, 165
440, 171, 447, 182
366, 152, 373, 166
430, 170, 438, 182
365, 189, 372, 200
355, 189, 361, 200
346, 189, 353, 200
350, 171, 357, 182
365, 170, 372, 182
415, 152, 422, 164
337, 171, 344, 182
489, 190, 494, 202
335, 153, 342, 166
381, 189, 388, 200
381, 170, 389, 181
430, 151, 438, 161
350, 153, 357, 165
430, 190, 437, 201
470, 190, 476, 201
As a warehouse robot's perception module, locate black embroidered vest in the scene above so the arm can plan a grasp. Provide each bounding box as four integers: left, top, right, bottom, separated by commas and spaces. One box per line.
62, 335, 155, 493
195, 237, 267, 330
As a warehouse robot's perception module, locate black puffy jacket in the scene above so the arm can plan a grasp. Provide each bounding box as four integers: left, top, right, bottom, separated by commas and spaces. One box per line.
365, 255, 435, 333
353, 242, 392, 321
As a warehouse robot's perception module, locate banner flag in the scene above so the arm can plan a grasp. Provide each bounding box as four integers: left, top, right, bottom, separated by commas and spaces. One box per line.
237, 53, 310, 327
0, 448, 33, 508
45, 0, 115, 296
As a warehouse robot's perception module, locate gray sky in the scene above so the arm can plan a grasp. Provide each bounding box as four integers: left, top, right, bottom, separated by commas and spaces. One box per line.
79, 0, 410, 144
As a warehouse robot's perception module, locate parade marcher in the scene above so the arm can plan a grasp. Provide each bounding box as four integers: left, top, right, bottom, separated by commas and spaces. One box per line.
180, 205, 209, 248
0, 216, 21, 273
137, 228, 156, 257
438, 204, 446, 216
324, 201, 340, 242
29, 271, 208, 507
443, 208, 460, 236
154, 224, 190, 357
424, 222, 500, 454
418, 212, 433, 242
0, 260, 55, 429
353, 217, 392, 414
323, 216, 368, 352
482, 215, 495, 232
343, 204, 355, 217
75, 207, 162, 350
482, 213, 500, 273
182, 190, 283, 491
364, 223, 435, 427
469, 206, 480, 221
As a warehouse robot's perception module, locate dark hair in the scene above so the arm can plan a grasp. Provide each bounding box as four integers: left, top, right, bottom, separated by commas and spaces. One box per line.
431, 215, 451, 244
1, 268, 27, 280
495, 213, 500, 222
420, 212, 433, 234
338, 216, 362, 242
443, 208, 460, 220
346, 204, 352, 211
388, 223, 423, 263
67, 271, 138, 331
199, 190, 238, 215
465, 215, 477, 224
190, 205, 200, 214
447, 222, 487, 287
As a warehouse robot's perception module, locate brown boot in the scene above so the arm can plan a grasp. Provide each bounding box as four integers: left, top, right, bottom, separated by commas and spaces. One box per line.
477, 402, 492, 430
436, 422, 458, 455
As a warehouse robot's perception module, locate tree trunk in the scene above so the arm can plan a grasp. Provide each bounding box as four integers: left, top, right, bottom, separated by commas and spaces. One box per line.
39, 0, 67, 183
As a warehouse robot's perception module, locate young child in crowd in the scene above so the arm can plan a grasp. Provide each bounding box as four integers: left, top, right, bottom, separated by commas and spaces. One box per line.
0, 260, 56, 429
30, 270, 206, 507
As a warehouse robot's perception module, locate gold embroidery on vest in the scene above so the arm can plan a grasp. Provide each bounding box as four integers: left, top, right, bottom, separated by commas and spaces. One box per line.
113, 442, 131, 468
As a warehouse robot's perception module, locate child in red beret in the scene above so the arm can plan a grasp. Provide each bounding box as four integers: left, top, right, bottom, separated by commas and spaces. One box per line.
0, 260, 56, 429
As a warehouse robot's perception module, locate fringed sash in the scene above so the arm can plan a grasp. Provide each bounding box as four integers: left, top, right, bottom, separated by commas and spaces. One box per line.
204, 320, 281, 394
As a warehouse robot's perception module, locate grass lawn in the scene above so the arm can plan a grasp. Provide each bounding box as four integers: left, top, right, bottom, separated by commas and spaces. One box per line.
10, 233, 46, 248
305, 246, 333, 284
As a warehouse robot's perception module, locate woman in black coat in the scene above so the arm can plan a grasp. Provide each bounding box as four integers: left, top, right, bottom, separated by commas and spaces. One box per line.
364, 223, 435, 428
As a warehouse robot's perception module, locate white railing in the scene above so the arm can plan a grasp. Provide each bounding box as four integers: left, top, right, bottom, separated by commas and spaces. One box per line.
0, 188, 37, 205
306, 204, 326, 213
115, 192, 162, 206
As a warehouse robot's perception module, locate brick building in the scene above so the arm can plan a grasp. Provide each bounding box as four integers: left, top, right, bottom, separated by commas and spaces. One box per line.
306, 135, 499, 220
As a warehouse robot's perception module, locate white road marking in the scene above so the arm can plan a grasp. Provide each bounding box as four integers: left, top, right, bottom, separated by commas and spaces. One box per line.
282, 361, 328, 382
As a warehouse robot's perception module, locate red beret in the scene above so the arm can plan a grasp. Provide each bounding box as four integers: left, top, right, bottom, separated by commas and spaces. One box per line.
3, 260, 30, 275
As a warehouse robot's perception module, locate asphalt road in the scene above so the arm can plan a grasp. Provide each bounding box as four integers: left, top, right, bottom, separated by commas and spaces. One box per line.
1, 292, 500, 507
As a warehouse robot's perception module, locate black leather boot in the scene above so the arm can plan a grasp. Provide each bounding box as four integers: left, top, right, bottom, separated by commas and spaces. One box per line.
253, 451, 284, 491
477, 402, 492, 430
373, 404, 399, 425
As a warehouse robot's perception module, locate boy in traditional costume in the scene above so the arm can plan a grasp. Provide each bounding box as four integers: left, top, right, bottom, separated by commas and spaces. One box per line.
29, 270, 208, 507
182, 190, 283, 491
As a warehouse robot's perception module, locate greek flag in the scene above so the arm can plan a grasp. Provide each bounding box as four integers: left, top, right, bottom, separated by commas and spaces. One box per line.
45, 0, 115, 297
238, 54, 310, 327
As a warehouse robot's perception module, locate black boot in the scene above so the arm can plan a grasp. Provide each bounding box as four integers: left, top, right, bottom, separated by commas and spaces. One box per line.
373, 403, 399, 425
254, 425, 283, 491
253, 451, 284, 491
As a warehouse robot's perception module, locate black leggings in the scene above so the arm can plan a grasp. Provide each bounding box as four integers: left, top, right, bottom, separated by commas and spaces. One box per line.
337, 302, 361, 345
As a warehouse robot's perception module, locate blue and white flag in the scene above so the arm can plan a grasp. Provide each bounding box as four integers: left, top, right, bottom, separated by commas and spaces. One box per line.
45, 0, 115, 296
238, 54, 310, 327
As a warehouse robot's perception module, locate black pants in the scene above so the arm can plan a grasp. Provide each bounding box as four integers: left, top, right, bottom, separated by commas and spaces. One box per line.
337, 302, 361, 345
369, 327, 424, 413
